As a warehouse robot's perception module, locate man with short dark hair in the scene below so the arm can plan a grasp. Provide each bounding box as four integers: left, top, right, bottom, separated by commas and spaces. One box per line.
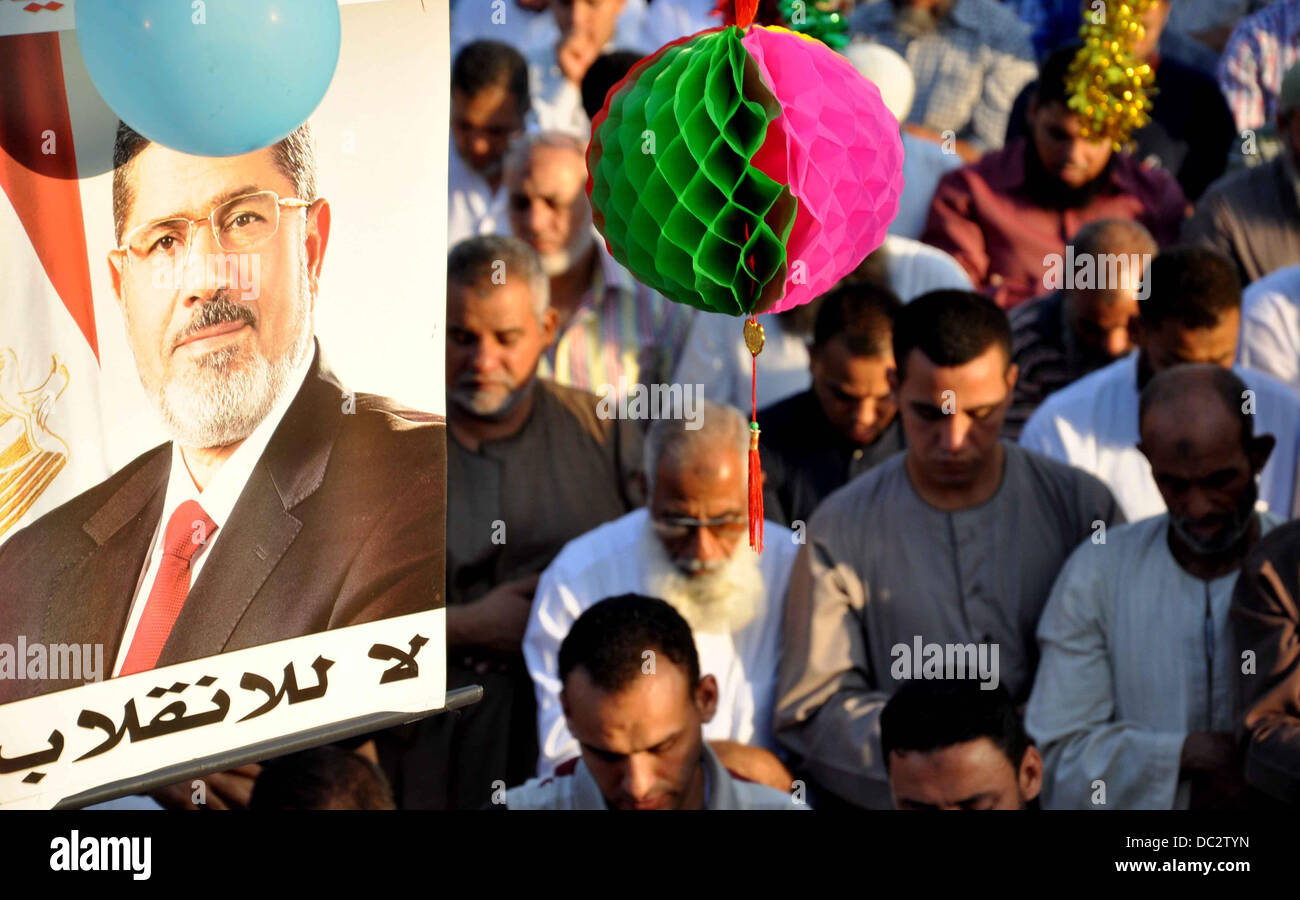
507, 594, 802, 809
1021, 246, 1300, 521
1003, 218, 1156, 438
449, 40, 530, 246
1029, 365, 1277, 809
758, 281, 906, 527
881, 680, 1043, 810
921, 43, 1186, 309
376, 235, 643, 809
252, 746, 396, 811
775, 290, 1122, 809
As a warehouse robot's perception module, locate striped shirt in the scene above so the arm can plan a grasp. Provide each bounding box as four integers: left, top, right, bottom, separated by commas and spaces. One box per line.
850, 0, 1037, 152
1004, 291, 1123, 440
1218, 0, 1300, 132
538, 244, 696, 395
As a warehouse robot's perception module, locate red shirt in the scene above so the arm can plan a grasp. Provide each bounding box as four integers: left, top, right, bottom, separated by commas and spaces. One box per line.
919, 138, 1188, 309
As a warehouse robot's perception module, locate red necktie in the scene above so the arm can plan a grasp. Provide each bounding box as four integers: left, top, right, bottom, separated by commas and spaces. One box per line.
118, 499, 217, 676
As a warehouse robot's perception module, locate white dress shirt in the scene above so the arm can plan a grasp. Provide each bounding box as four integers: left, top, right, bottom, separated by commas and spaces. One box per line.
1027, 513, 1277, 809
448, 141, 509, 248
112, 350, 314, 676
671, 235, 973, 413
523, 508, 798, 775
1020, 353, 1300, 522
1238, 263, 1300, 392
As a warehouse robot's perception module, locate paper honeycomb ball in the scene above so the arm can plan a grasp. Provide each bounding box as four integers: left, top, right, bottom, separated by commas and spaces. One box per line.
587, 24, 903, 317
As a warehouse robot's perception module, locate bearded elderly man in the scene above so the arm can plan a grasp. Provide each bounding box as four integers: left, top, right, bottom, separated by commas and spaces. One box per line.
1027, 366, 1276, 809
504, 131, 694, 394
377, 235, 644, 809
0, 121, 445, 704
523, 402, 798, 786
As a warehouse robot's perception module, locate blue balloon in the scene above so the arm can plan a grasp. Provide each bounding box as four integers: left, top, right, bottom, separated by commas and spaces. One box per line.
75, 0, 341, 157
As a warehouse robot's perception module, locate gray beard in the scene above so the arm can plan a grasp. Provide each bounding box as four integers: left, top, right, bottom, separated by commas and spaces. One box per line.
131, 253, 314, 450
1170, 507, 1257, 556
449, 373, 534, 421
637, 516, 766, 634
1169, 480, 1260, 556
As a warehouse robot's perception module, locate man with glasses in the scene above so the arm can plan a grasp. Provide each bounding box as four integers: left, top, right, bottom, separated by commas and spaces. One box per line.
0, 121, 445, 712
523, 401, 798, 788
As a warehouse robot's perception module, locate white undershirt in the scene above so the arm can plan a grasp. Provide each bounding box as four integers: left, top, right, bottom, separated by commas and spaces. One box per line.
112, 351, 314, 676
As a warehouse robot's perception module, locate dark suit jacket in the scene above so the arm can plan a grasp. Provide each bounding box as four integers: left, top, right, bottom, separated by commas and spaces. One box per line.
0, 344, 445, 703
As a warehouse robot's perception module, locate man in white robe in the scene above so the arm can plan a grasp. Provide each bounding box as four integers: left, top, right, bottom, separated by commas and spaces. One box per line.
449, 41, 530, 247
1021, 246, 1300, 521
1027, 365, 1277, 809
524, 401, 797, 785
1236, 262, 1300, 392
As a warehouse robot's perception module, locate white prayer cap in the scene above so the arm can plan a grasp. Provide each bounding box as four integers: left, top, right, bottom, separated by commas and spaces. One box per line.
842, 40, 915, 125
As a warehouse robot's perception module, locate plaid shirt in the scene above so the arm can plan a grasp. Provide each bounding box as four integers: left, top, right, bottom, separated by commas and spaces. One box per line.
538, 243, 696, 394
850, 0, 1037, 151
1218, 0, 1300, 132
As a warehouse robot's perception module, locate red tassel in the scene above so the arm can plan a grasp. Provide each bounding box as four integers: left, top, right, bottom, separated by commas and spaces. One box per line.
748, 421, 764, 553
747, 329, 764, 552
735, 0, 759, 29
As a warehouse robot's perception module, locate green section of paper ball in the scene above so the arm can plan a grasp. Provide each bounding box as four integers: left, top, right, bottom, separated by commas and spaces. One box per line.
589, 26, 797, 316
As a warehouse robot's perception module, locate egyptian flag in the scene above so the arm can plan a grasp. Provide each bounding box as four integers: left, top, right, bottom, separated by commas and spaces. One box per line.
0, 24, 112, 545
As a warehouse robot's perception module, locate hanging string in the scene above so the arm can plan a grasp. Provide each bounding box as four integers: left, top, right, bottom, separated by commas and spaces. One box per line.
741, 187, 764, 552
735, 0, 759, 29
747, 317, 765, 552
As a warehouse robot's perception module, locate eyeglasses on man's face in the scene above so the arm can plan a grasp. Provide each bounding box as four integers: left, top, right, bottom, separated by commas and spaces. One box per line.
117, 190, 311, 264
651, 514, 749, 542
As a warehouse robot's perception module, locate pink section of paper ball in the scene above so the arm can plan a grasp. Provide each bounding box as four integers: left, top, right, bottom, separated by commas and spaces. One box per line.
741, 27, 904, 314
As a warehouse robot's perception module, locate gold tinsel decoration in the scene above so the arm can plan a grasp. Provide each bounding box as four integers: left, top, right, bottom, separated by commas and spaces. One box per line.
1066, 0, 1158, 150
